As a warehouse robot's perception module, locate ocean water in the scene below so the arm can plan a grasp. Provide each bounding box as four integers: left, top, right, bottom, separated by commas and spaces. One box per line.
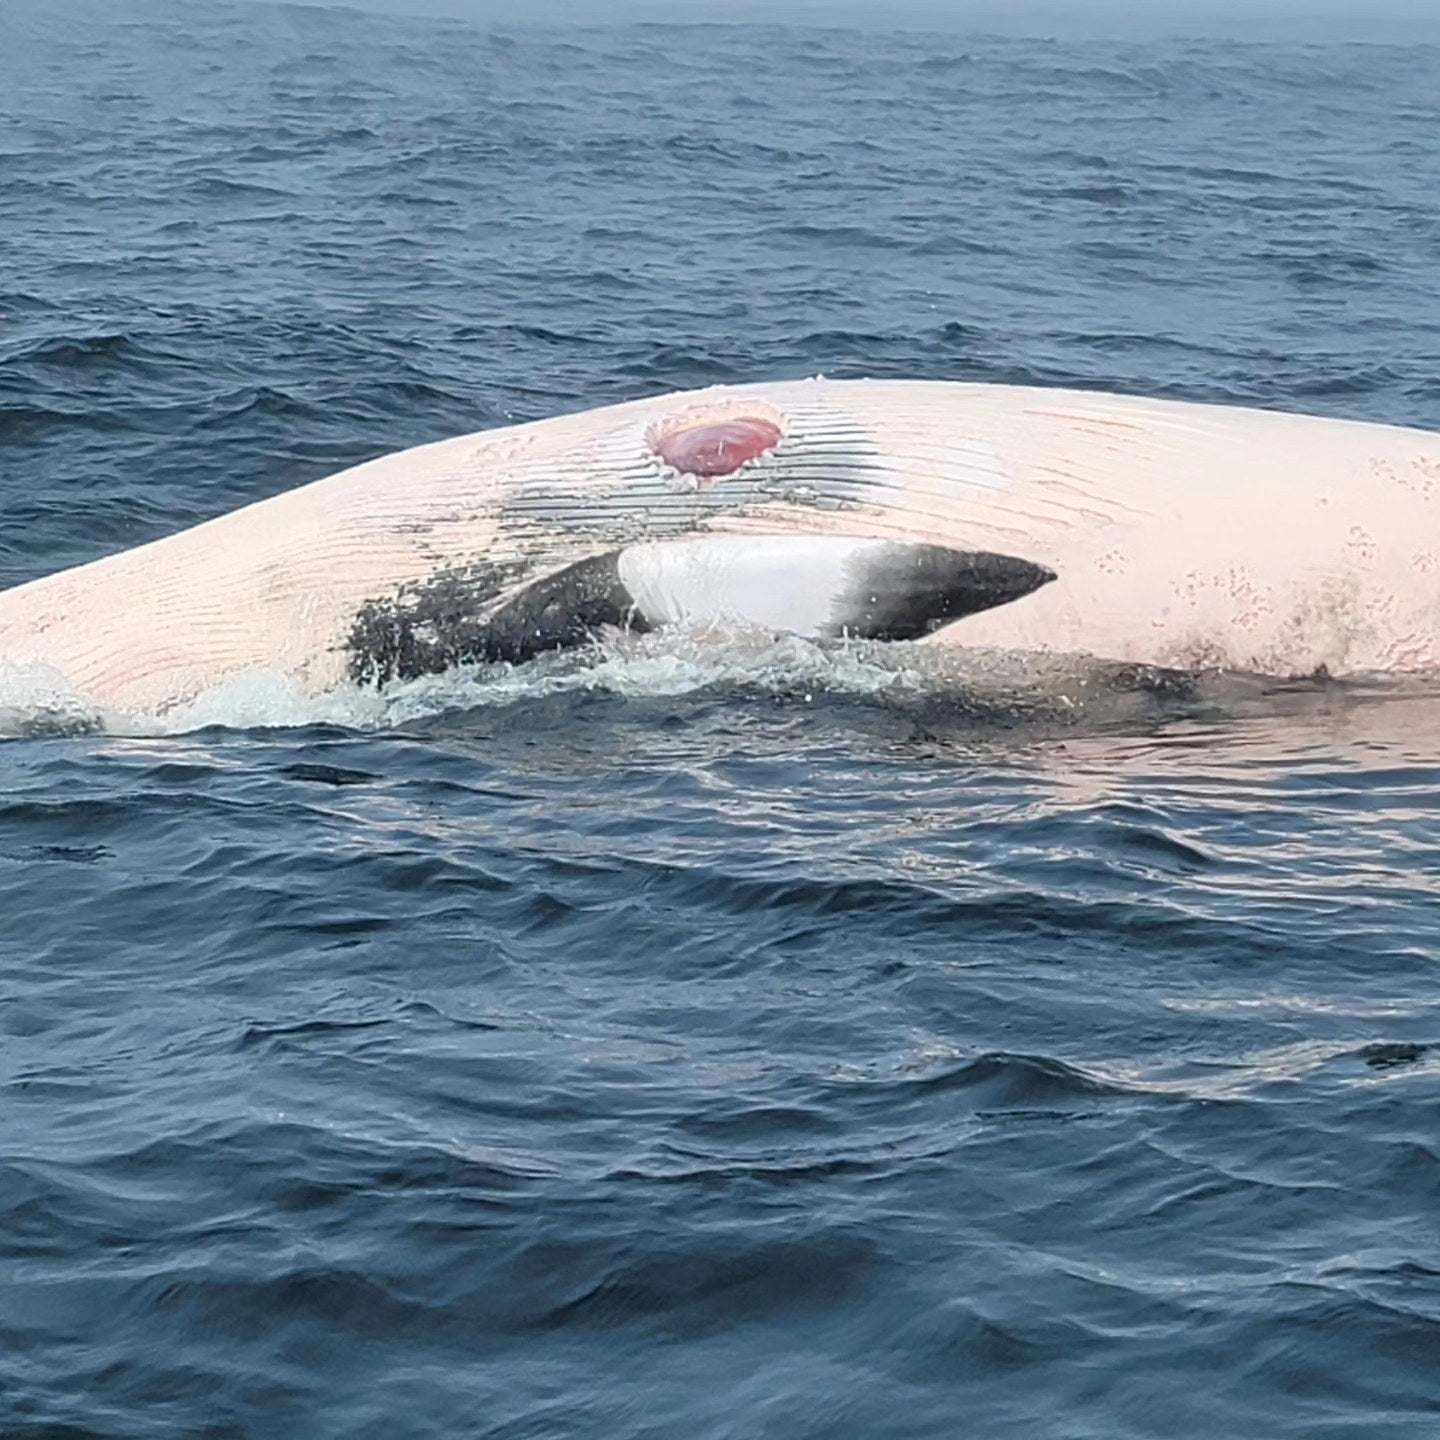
3, 2, 1440, 1436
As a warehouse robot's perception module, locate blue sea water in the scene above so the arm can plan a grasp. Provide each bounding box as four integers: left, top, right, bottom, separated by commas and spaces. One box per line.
3, 1, 1440, 1436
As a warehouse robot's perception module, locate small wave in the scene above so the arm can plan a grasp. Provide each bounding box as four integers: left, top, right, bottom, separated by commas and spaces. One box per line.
177, 175, 297, 199
7, 331, 149, 367
0, 399, 139, 442
864, 1049, 1139, 1108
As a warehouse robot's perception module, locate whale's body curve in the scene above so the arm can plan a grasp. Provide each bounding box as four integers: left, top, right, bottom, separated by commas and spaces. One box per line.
2, 378, 1438, 715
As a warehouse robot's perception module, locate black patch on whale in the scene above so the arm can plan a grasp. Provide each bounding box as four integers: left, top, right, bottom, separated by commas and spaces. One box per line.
347, 552, 646, 684
827, 544, 1056, 641
478, 551, 651, 665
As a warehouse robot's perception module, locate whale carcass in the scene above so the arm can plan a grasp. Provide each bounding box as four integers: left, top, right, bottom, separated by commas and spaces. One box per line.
2, 378, 1437, 716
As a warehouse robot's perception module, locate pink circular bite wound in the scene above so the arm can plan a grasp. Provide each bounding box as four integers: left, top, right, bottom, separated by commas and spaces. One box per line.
654, 417, 783, 477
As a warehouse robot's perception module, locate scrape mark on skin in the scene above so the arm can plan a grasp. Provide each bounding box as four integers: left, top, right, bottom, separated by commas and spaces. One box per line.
752, 479, 837, 510
1401, 456, 1440, 500
653, 417, 783, 479
1347, 526, 1378, 564
648, 402, 787, 486
1029, 461, 1152, 520
1024, 408, 1151, 435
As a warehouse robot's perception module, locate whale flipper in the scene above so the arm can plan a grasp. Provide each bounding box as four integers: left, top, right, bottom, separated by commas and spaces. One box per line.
347, 536, 1055, 682
612, 535, 1056, 643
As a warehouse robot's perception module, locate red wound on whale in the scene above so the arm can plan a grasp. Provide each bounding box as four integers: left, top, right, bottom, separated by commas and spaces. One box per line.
654, 416, 783, 478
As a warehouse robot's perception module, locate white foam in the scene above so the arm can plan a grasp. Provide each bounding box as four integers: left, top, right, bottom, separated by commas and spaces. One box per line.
377, 627, 926, 727
1, 628, 966, 738
0, 660, 104, 738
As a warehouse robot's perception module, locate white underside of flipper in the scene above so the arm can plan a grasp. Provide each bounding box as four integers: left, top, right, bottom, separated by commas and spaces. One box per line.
619, 536, 872, 634
615, 535, 1053, 643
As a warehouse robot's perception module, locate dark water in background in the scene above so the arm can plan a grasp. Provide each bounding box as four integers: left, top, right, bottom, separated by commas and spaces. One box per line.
4, 1, 1440, 1435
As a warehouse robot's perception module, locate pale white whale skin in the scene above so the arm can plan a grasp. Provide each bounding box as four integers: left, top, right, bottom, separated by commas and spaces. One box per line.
1, 378, 1438, 715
